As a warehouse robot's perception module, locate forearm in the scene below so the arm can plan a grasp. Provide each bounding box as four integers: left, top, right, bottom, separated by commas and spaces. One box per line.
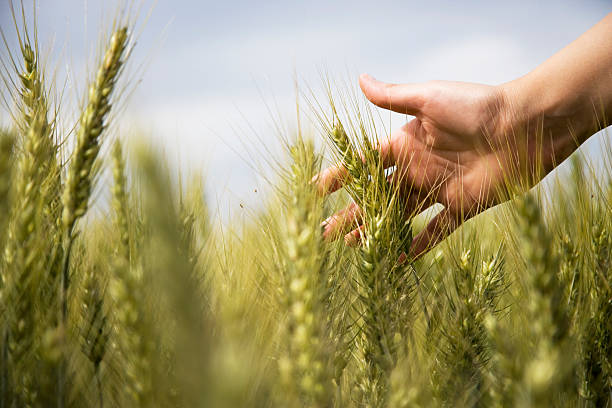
500, 13, 612, 162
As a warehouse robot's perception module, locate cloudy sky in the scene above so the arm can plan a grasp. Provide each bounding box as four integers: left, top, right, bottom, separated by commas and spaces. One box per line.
1, 1, 610, 218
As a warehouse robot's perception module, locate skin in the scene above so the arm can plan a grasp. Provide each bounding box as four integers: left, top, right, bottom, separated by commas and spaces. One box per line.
318, 13, 612, 258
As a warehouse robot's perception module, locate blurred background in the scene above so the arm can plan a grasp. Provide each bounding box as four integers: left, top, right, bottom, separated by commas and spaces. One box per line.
1, 0, 610, 220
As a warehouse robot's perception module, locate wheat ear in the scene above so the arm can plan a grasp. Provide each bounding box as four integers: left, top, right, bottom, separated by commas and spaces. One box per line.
278, 139, 334, 407
80, 266, 109, 408
60, 26, 128, 317
2, 109, 52, 406
62, 27, 128, 235
18, 39, 63, 225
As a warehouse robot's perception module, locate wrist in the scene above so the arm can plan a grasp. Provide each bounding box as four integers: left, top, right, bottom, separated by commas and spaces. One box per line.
497, 76, 578, 140
495, 75, 593, 170
499, 61, 612, 146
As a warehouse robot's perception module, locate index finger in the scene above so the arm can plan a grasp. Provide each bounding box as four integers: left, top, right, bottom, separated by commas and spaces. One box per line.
314, 162, 348, 195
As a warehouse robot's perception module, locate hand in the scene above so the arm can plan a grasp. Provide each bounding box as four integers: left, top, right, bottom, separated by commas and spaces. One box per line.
318, 14, 612, 258
318, 74, 515, 258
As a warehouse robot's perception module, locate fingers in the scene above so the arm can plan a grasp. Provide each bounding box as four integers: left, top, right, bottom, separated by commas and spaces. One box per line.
409, 208, 461, 259
322, 202, 362, 240
344, 225, 365, 247
359, 74, 425, 116
335, 201, 460, 261
314, 162, 348, 195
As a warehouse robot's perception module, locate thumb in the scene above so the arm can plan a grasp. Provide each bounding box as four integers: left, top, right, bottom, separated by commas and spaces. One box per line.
359, 73, 425, 115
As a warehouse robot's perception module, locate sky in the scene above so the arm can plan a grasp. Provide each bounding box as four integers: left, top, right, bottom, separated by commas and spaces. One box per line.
1, 1, 611, 219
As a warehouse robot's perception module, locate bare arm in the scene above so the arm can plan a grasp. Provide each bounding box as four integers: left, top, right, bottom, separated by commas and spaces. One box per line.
501, 12, 612, 166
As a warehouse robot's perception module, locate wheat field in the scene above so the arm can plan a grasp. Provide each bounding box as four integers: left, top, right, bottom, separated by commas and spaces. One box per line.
0, 6, 611, 408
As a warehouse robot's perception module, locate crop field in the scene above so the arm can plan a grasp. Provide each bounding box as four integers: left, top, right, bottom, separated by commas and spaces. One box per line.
0, 6, 611, 408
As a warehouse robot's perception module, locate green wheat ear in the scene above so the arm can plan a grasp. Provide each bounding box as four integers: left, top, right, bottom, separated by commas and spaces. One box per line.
2, 109, 52, 406
328, 124, 365, 201
59, 26, 129, 323
16, 31, 62, 224
62, 27, 128, 235
79, 264, 110, 407
4, 109, 52, 275
277, 138, 335, 407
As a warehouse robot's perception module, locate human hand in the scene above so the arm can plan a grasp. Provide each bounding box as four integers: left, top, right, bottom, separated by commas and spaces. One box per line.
318, 12, 612, 258
318, 74, 518, 258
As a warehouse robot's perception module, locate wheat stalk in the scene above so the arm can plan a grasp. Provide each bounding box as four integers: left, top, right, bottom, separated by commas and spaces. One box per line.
515, 194, 574, 405
324, 109, 416, 406
112, 140, 130, 262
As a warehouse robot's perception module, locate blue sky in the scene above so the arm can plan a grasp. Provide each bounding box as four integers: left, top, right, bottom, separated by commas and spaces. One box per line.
1, 1, 610, 217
